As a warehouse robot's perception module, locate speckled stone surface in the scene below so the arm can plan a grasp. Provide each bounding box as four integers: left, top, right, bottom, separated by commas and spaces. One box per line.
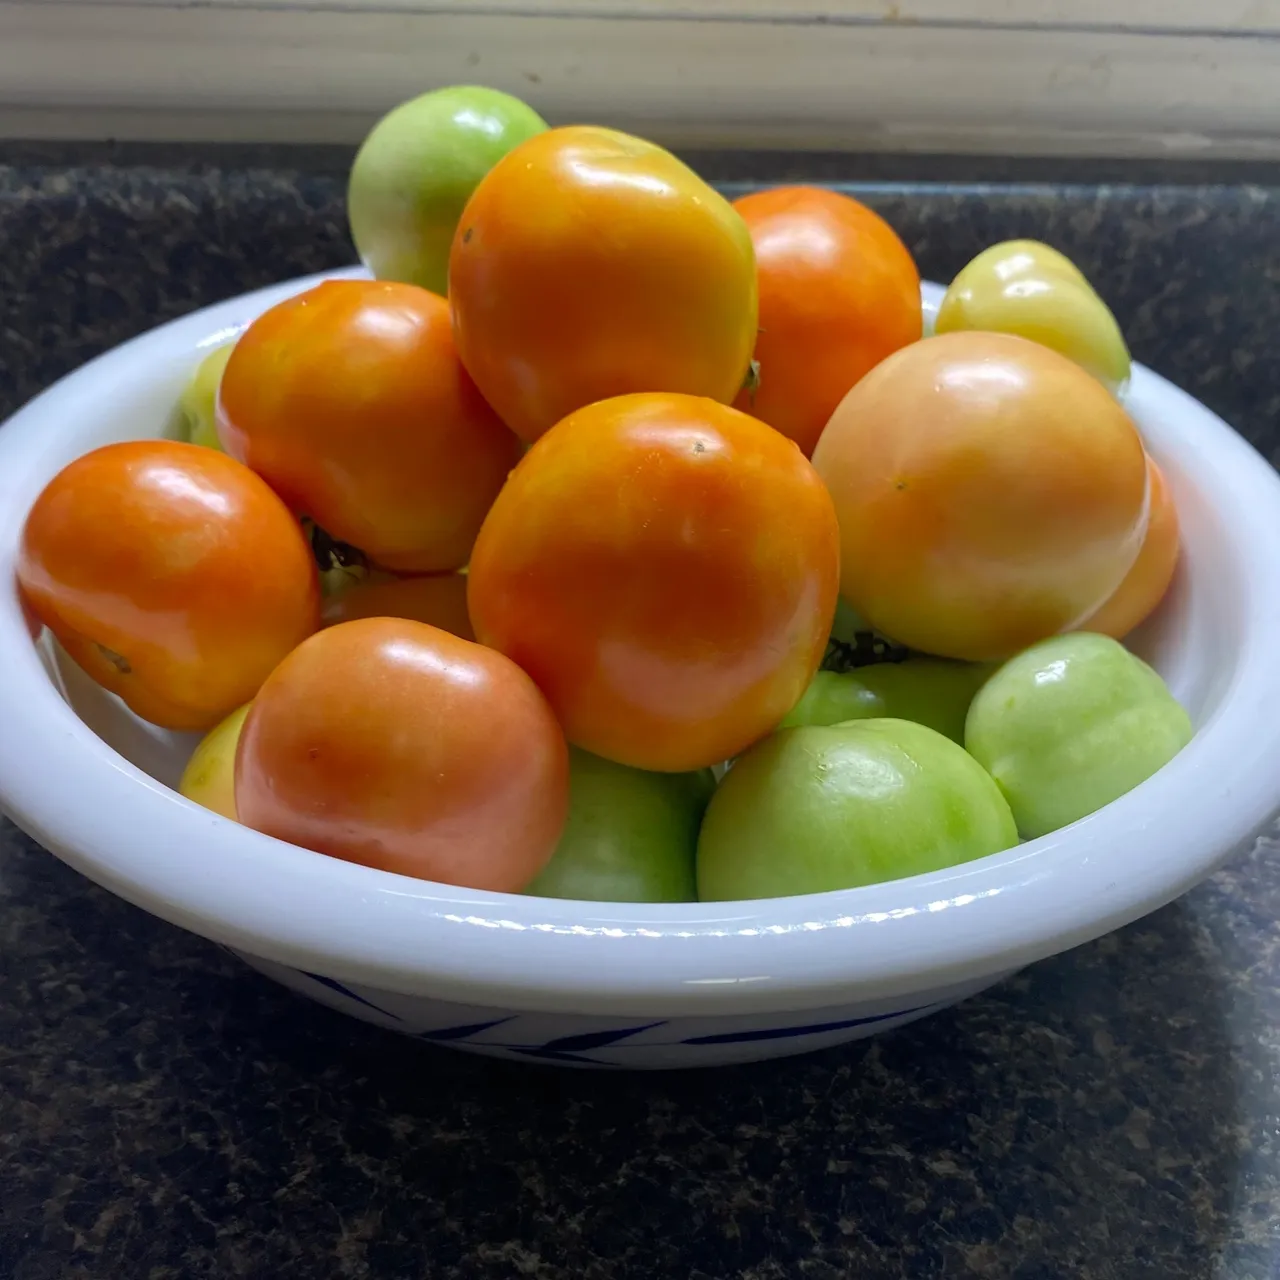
3, 144, 1280, 1279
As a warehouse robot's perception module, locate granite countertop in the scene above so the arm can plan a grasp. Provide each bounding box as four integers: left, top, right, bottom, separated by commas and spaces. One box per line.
2, 143, 1280, 1280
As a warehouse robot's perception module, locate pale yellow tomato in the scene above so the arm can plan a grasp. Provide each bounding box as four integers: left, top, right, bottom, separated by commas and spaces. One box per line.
178, 342, 235, 450
179, 702, 251, 820
935, 239, 1131, 395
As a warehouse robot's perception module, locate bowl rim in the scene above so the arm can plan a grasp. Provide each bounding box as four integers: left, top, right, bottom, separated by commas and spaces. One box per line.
2, 268, 1280, 1018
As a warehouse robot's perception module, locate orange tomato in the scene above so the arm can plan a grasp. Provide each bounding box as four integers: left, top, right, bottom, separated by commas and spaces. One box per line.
235, 617, 569, 891
448, 126, 758, 444
812, 331, 1148, 662
217, 279, 521, 573
18, 441, 319, 730
467, 392, 840, 771
321, 571, 474, 641
1079, 456, 1179, 638
732, 186, 922, 456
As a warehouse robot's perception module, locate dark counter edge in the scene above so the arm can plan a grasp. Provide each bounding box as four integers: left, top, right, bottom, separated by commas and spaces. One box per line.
6, 137, 1280, 190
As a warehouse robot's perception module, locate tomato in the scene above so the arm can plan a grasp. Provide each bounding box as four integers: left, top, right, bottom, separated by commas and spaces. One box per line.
732, 186, 922, 456
1077, 456, 1179, 638
177, 341, 235, 451
17, 441, 319, 731
217, 279, 521, 573
448, 126, 758, 443
936, 239, 1130, 395
348, 85, 547, 295
523, 747, 711, 903
698, 718, 1016, 901
812, 331, 1148, 662
179, 702, 251, 821
467, 392, 840, 772
235, 617, 569, 891
322, 571, 473, 640
780, 658, 994, 745
966, 633, 1191, 838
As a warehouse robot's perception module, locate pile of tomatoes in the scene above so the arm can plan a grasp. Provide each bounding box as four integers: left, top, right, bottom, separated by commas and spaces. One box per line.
16, 86, 1192, 904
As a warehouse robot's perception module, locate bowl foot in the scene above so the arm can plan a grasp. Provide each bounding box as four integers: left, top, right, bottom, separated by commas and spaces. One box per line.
232, 949, 1013, 1069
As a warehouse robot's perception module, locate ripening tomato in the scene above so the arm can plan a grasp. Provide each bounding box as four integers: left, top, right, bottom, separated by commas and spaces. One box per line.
467, 392, 840, 772
812, 331, 1148, 662
235, 617, 569, 891
448, 126, 758, 443
217, 279, 522, 573
322, 571, 473, 640
1078, 456, 1179, 638
18, 441, 319, 730
732, 186, 922, 456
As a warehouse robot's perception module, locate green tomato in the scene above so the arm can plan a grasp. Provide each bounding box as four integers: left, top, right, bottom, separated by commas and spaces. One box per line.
830, 596, 869, 645
697, 718, 1017, 901
782, 659, 994, 743
524, 748, 712, 903
348, 85, 547, 295
965, 632, 1192, 838
177, 342, 234, 451
822, 595, 909, 672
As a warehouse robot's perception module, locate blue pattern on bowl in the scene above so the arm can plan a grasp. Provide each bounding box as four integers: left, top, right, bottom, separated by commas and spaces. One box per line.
289, 965, 940, 1066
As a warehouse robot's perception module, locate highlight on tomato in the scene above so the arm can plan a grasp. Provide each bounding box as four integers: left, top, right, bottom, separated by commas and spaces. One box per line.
17, 440, 320, 731
733, 185, 922, 456
467, 391, 840, 772
448, 126, 759, 444
813, 330, 1149, 662
217, 278, 522, 573
235, 617, 570, 892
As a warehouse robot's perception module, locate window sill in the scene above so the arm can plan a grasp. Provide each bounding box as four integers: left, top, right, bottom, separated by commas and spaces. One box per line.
3, 1, 1278, 157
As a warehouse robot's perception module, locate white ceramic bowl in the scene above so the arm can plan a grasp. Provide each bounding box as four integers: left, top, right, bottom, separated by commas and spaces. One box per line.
3, 269, 1280, 1069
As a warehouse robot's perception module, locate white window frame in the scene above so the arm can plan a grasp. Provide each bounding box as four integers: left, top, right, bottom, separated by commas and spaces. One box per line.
2, 0, 1278, 156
